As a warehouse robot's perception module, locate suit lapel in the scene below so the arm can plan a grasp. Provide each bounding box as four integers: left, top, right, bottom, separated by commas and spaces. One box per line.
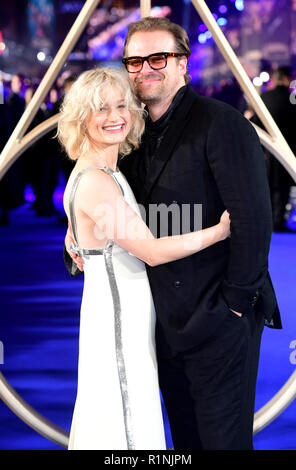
140, 87, 196, 203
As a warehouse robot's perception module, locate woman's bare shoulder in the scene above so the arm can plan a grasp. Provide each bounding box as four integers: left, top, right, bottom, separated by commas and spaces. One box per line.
75, 167, 122, 208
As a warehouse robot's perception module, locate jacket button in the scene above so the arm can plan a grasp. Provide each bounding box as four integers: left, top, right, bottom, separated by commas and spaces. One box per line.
174, 281, 181, 288
251, 294, 258, 306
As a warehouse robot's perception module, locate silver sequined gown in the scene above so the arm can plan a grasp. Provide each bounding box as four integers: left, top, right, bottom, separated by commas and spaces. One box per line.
67, 166, 166, 450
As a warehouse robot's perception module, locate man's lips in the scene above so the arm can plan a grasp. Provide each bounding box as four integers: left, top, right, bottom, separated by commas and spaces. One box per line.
135, 73, 163, 85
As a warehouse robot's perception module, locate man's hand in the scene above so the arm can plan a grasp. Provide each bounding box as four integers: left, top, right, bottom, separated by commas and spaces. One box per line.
65, 225, 84, 272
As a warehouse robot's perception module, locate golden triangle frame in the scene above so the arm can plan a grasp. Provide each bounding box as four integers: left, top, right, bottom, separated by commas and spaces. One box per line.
0, 0, 295, 449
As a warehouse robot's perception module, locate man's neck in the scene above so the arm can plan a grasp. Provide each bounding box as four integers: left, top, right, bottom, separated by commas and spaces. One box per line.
275, 80, 289, 88
148, 97, 174, 122
146, 84, 186, 122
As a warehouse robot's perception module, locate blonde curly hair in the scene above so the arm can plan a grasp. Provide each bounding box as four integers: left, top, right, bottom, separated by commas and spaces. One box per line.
57, 67, 146, 159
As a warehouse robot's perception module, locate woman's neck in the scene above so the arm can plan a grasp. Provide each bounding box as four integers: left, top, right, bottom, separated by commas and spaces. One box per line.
81, 144, 119, 172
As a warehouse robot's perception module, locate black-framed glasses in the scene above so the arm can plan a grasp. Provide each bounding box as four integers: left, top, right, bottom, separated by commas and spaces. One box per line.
122, 52, 186, 73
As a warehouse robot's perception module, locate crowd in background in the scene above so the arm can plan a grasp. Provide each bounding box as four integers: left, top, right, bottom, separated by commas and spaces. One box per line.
0, 67, 295, 231
0, 73, 76, 225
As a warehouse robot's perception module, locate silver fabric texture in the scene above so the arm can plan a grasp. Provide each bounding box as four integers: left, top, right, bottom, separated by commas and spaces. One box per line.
103, 240, 135, 450
69, 165, 101, 249
69, 243, 103, 258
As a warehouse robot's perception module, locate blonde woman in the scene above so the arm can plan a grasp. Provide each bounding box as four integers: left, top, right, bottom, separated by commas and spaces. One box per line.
59, 67, 230, 450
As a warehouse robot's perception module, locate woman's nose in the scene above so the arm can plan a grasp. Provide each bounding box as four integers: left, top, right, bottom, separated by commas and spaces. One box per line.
108, 107, 121, 120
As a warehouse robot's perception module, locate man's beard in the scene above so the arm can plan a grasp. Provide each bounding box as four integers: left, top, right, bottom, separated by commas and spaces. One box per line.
133, 72, 165, 104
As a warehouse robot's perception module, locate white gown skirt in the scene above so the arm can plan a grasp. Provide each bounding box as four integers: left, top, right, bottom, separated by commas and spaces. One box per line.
68, 243, 166, 450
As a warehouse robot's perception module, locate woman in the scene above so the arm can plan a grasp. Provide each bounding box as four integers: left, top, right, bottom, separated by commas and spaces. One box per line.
58, 67, 230, 450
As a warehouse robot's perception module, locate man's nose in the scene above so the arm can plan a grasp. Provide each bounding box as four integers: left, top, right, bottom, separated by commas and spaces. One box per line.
141, 58, 153, 73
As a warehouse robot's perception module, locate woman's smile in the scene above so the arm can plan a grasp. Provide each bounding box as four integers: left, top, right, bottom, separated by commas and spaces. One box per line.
102, 123, 126, 133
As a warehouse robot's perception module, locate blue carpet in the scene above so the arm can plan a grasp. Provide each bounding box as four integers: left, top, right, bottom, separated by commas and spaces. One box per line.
0, 202, 295, 450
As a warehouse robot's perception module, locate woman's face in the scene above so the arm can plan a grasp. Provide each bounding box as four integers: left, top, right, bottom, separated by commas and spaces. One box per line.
86, 87, 131, 149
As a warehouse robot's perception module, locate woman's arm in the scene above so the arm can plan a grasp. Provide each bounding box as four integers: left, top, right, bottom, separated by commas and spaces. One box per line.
76, 170, 230, 267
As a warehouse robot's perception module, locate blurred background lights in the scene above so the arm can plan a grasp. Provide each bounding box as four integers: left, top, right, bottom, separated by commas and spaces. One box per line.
199, 23, 208, 33
198, 33, 207, 44
235, 0, 244, 11
218, 4, 228, 14
260, 71, 270, 83
253, 76, 263, 87
37, 51, 46, 62
217, 17, 228, 26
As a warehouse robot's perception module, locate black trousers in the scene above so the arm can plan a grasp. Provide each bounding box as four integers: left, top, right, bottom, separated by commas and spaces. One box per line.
157, 309, 264, 450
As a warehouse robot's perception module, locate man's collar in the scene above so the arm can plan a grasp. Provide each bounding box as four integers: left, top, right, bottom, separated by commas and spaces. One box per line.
145, 84, 188, 129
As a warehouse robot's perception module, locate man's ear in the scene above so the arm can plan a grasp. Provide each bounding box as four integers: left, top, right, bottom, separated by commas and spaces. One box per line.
178, 57, 188, 77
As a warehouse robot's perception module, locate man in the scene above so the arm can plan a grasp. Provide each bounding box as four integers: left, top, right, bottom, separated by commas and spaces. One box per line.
65, 17, 281, 450
6, 74, 26, 208
0, 98, 10, 224
252, 66, 296, 232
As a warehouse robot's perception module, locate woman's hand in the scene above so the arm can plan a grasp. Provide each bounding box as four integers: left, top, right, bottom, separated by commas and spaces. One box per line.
219, 210, 231, 240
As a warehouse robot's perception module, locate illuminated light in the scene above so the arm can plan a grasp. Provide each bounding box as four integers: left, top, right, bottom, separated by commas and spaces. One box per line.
253, 77, 263, 87
217, 17, 228, 26
219, 5, 228, 14
235, 0, 244, 11
24, 185, 35, 203
212, 13, 218, 20
37, 51, 46, 62
198, 33, 207, 44
0, 42, 5, 52
260, 71, 270, 82
199, 24, 207, 33
205, 31, 212, 39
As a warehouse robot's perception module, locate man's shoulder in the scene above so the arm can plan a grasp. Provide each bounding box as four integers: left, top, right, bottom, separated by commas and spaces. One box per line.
185, 86, 247, 127
186, 86, 244, 118
261, 86, 291, 103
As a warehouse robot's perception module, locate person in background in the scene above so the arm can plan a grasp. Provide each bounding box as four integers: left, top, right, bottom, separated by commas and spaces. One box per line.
0, 99, 11, 225
22, 85, 55, 216
6, 74, 26, 208
46, 76, 77, 221
252, 66, 296, 232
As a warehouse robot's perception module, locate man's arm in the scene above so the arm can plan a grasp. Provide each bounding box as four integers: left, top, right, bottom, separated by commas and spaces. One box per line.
207, 108, 273, 315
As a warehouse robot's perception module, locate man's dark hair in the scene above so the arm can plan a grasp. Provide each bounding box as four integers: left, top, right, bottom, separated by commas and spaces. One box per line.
123, 17, 191, 84
63, 75, 76, 87
273, 66, 291, 82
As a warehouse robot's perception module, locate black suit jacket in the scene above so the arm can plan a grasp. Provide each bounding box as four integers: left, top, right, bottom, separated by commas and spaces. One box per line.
119, 86, 281, 355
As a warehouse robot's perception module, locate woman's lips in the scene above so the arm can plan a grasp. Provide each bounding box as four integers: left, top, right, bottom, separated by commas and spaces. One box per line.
102, 124, 125, 133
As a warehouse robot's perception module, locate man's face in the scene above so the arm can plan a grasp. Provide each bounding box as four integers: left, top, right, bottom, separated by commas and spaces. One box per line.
11, 75, 22, 94
124, 30, 187, 105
